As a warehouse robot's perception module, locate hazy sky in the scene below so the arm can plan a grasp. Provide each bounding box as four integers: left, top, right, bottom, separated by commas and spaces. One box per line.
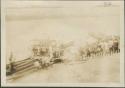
5, 1, 121, 61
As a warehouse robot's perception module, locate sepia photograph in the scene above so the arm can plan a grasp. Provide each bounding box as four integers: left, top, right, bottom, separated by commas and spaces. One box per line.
1, 0, 124, 87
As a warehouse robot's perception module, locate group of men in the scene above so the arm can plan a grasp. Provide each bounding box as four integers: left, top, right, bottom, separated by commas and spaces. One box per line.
32, 44, 64, 69
31, 36, 120, 69
79, 38, 120, 60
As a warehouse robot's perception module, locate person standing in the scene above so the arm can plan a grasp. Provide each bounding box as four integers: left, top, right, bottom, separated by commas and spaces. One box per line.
9, 52, 16, 74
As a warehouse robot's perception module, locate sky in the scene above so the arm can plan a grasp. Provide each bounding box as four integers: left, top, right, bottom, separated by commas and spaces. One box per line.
5, 1, 121, 61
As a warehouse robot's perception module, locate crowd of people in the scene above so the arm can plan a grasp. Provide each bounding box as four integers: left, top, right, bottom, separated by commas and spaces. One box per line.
32, 35, 120, 69
79, 36, 120, 60
32, 40, 67, 69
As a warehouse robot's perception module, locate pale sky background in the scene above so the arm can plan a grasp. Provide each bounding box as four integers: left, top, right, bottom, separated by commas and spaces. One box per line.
5, 1, 121, 61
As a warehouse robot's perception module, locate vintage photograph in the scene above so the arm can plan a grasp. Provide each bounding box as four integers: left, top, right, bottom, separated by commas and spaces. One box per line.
1, 0, 124, 87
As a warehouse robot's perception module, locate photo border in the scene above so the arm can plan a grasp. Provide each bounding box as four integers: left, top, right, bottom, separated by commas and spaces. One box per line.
1, 0, 124, 87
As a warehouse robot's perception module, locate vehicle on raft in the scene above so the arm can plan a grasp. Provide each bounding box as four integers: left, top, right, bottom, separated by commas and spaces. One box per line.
6, 40, 70, 76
